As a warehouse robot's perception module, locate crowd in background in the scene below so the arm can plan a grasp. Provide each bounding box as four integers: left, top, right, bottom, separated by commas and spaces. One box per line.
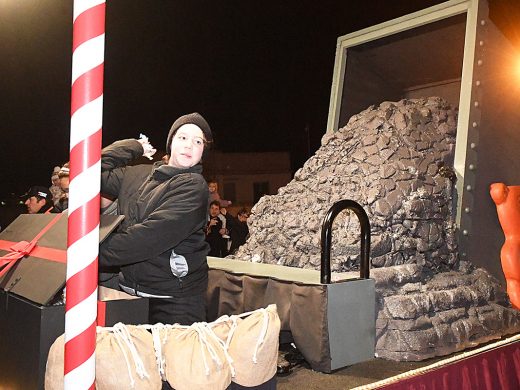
0, 163, 71, 221
205, 180, 250, 257
1, 167, 250, 258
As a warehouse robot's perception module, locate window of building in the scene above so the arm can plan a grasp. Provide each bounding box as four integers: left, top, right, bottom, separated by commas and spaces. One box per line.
223, 182, 236, 203
253, 182, 269, 203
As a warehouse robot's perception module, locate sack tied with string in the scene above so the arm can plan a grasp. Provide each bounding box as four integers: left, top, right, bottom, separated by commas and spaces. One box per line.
45, 324, 162, 390
160, 322, 233, 390
96, 323, 162, 390
227, 304, 281, 387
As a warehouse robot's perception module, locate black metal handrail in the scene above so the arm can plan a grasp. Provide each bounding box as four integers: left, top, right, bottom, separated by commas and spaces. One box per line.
320, 200, 371, 284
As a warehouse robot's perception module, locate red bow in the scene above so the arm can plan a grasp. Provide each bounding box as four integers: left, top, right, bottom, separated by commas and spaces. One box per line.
0, 214, 64, 278
0, 240, 37, 277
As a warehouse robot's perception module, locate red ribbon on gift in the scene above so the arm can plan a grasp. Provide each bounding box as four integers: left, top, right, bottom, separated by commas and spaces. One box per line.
0, 213, 65, 278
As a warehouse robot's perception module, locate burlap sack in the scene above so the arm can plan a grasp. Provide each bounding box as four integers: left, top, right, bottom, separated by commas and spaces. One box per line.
211, 314, 241, 345
45, 334, 65, 390
163, 323, 233, 390
96, 324, 162, 390
149, 324, 188, 382
228, 304, 280, 386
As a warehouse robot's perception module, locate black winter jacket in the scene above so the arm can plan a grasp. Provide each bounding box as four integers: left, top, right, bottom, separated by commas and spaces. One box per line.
99, 139, 210, 297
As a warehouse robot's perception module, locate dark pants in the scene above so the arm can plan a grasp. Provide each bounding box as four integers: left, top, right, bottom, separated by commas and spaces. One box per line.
148, 292, 207, 325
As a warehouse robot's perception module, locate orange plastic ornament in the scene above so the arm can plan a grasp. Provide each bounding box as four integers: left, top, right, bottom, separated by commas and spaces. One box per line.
490, 183, 520, 310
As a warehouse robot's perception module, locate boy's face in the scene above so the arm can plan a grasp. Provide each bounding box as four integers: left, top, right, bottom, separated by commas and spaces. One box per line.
208, 182, 217, 193
168, 124, 205, 168
209, 204, 220, 217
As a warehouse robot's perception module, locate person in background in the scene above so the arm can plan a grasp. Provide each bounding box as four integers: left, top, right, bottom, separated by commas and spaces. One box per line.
205, 200, 228, 257
54, 163, 70, 213
98, 112, 212, 326
221, 207, 250, 254
207, 180, 231, 238
208, 180, 232, 207
22, 186, 54, 214
49, 166, 63, 206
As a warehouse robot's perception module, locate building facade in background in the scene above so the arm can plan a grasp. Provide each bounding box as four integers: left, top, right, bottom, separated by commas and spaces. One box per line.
203, 150, 292, 209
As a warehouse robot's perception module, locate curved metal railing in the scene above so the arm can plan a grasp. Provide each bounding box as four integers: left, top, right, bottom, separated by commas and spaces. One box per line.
320, 200, 371, 284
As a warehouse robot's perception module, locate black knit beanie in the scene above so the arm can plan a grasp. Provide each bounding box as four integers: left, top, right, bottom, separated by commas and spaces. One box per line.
166, 113, 213, 155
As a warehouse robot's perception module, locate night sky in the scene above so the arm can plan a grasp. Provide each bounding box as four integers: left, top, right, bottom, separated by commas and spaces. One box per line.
0, 0, 446, 198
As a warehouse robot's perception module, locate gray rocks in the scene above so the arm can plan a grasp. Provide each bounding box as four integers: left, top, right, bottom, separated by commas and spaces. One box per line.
232, 97, 458, 273
374, 265, 519, 361
228, 97, 520, 361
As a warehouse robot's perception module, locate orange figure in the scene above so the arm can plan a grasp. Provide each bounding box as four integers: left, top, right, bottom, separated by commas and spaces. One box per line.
490, 183, 520, 310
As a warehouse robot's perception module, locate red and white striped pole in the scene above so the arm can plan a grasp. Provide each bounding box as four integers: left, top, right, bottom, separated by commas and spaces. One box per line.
65, 0, 106, 388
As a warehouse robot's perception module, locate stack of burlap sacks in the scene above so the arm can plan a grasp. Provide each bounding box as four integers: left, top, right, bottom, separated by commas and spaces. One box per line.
45, 304, 280, 390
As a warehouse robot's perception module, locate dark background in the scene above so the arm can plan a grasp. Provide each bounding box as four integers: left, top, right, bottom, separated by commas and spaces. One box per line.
2, 0, 518, 201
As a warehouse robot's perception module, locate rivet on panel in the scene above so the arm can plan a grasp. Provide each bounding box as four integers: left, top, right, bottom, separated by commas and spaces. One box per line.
465, 207, 471, 213
472, 122, 478, 128
476, 80, 481, 86
479, 40, 484, 46
474, 101, 479, 107
470, 143, 477, 149
477, 59, 483, 66
480, 20, 486, 26
463, 230, 469, 236
469, 164, 475, 171
466, 185, 472, 191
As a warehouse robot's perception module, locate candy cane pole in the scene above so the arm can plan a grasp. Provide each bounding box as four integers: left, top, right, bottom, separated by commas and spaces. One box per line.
65, 1, 105, 388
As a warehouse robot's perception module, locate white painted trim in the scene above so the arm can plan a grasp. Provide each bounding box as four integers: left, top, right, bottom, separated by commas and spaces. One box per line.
454, 0, 480, 226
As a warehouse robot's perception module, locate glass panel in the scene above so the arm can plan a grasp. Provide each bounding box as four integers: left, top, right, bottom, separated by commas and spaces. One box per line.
339, 13, 467, 127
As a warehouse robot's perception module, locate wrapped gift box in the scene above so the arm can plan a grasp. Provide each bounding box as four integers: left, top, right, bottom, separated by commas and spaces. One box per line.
0, 213, 124, 304
0, 214, 149, 390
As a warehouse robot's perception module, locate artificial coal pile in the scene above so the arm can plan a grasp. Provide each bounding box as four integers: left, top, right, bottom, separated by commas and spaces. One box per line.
232, 96, 458, 272
229, 97, 520, 361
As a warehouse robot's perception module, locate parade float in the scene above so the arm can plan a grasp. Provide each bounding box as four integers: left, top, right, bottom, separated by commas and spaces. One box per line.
2, 0, 520, 389
209, 0, 520, 386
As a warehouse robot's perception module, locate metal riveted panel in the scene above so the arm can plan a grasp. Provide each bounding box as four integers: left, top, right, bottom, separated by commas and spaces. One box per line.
462, 0, 520, 285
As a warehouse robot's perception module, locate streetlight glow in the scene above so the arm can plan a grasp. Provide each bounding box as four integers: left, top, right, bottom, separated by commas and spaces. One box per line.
515, 54, 520, 81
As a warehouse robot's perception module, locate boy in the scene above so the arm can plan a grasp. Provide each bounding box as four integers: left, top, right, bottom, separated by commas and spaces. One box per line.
99, 113, 212, 325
